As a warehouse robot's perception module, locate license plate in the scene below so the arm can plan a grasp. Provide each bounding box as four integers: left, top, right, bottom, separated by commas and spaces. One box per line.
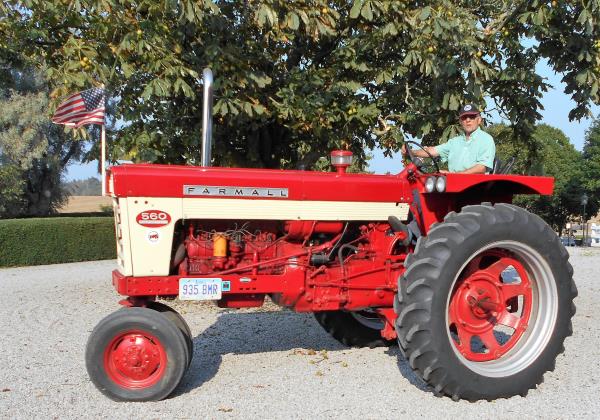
179, 278, 222, 301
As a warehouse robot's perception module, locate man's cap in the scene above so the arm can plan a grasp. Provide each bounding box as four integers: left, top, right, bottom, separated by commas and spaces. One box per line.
459, 104, 481, 117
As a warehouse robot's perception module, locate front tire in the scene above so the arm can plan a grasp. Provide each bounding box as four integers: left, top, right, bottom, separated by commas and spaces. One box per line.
146, 301, 194, 367
395, 203, 577, 401
86, 307, 189, 402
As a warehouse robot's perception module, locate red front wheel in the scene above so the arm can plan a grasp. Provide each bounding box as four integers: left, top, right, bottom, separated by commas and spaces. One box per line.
86, 307, 188, 401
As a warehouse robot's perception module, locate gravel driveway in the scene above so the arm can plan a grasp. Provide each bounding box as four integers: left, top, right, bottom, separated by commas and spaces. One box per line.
1, 248, 599, 419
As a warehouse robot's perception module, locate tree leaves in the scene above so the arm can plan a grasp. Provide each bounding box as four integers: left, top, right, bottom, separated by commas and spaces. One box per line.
256, 4, 278, 28
0, 72, 82, 217
349, 1, 363, 19
286, 12, 300, 30
582, 118, 600, 217
492, 123, 589, 233
3, 0, 600, 170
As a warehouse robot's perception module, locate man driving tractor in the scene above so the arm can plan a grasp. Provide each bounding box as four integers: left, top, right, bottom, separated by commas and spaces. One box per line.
402, 104, 496, 174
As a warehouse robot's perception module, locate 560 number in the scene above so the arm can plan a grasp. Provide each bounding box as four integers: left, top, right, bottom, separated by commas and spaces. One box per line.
136, 210, 171, 227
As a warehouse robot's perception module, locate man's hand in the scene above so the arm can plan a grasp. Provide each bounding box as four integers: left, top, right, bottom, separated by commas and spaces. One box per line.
402, 145, 439, 159
423, 146, 438, 156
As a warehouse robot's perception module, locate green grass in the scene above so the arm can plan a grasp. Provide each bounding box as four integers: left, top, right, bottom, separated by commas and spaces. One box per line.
0, 217, 116, 267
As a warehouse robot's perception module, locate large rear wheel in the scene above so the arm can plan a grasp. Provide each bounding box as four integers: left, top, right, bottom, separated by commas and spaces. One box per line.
395, 203, 577, 401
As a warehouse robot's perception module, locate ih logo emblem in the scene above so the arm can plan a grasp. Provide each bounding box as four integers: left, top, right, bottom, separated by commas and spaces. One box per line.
136, 210, 171, 227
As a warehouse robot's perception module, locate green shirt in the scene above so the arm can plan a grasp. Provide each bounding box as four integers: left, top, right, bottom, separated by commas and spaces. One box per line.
435, 127, 495, 172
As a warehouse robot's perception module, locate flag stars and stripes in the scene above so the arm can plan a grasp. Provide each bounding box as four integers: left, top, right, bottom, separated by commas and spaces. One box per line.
52, 87, 106, 127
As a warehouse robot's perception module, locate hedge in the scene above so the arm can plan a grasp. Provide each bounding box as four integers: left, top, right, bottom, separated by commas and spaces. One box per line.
0, 217, 116, 267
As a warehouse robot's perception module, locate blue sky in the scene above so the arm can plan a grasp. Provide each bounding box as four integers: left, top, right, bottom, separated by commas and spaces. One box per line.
369, 60, 600, 175
64, 61, 600, 180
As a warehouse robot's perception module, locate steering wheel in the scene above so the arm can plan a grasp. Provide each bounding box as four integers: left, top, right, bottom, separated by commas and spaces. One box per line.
403, 140, 441, 173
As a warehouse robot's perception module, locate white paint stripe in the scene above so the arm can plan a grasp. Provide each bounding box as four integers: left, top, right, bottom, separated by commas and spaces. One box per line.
182, 198, 409, 221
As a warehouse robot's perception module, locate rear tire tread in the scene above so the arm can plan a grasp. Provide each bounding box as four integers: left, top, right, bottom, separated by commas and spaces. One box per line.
395, 203, 576, 401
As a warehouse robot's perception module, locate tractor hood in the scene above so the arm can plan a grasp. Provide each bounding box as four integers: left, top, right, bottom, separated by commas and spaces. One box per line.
108, 164, 412, 203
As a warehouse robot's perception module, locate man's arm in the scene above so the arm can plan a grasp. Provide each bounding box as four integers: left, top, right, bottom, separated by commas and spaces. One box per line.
454, 164, 487, 174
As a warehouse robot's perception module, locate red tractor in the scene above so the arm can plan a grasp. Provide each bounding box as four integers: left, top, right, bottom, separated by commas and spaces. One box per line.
85, 73, 576, 402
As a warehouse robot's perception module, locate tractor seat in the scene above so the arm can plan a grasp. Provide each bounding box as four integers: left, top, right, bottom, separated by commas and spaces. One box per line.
492, 157, 515, 174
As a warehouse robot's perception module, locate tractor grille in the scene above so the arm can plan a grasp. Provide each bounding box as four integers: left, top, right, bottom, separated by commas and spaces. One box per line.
113, 198, 126, 271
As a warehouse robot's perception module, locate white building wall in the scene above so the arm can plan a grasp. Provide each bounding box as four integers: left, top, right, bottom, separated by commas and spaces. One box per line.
590, 223, 600, 247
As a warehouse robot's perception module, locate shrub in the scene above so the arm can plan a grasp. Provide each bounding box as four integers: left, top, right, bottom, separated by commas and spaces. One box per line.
0, 217, 115, 267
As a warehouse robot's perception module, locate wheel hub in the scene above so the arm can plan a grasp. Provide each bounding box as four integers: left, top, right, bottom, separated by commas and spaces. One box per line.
104, 331, 166, 388
456, 277, 502, 326
448, 251, 533, 362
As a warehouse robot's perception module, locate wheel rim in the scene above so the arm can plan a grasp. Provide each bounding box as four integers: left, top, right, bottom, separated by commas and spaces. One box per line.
446, 241, 558, 377
104, 330, 167, 388
350, 310, 385, 330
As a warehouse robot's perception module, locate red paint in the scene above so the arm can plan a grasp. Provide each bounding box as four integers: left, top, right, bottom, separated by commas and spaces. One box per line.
108, 161, 554, 346
448, 250, 533, 361
284, 221, 344, 241
442, 173, 553, 195
103, 329, 167, 388
109, 164, 410, 202
218, 294, 266, 308
330, 150, 353, 157
113, 219, 403, 315
108, 164, 552, 202
136, 210, 171, 228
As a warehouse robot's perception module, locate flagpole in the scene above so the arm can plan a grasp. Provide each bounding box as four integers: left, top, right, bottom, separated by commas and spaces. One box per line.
52, 86, 107, 195
101, 123, 106, 196
100, 84, 107, 197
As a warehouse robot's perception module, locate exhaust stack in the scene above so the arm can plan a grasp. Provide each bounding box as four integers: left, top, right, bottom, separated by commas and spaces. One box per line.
201, 68, 213, 167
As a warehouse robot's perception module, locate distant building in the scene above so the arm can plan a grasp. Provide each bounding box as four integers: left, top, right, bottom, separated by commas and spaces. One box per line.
591, 223, 600, 247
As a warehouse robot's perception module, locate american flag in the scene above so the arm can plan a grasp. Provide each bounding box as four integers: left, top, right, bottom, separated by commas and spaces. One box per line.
52, 87, 105, 127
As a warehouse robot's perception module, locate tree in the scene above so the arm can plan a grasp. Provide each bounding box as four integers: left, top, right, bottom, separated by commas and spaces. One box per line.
64, 177, 102, 196
2, 1, 600, 169
582, 118, 600, 220
0, 164, 25, 216
490, 123, 585, 234
0, 69, 84, 218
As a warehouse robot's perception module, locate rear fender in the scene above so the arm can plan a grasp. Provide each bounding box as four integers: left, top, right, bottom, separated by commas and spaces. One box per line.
415, 174, 554, 234
444, 174, 554, 195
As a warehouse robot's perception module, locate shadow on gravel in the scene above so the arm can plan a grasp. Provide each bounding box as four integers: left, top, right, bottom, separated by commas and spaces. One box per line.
172, 310, 428, 397
385, 346, 432, 393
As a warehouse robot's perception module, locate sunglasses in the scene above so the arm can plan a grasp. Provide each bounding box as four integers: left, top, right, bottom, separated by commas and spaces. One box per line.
460, 114, 479, 121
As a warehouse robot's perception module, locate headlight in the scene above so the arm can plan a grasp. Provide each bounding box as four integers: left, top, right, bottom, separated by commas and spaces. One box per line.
425, 176, 436, 193
435, 176, 446, 192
